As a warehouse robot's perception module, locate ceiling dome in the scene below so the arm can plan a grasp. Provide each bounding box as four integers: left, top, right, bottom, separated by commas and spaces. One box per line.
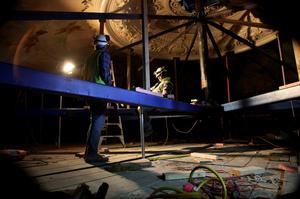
96, 0, 277, 59
0, 0, 277, 74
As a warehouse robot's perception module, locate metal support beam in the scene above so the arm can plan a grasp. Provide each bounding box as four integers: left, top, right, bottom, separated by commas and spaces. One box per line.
206, 24, 222, 58
196, 1, 208, 99
222, 85, 300, 111
8, 11, 141, 20
173, 57, 179, 100
4, 10, 195, 21
117, 20, 194, 52
206, 20, 296, 73
126, 49, 133, 109
210, 18, 274, 29
225, 54, 231, 102
7, 11, 194, 21
184, 27, 198, 64
0, 62, 202, 113
142, 0, 150, 90
277, 34, 287, 85
58, 95, 62, 148
138, 106, 145, 158
141, 0, 150, 158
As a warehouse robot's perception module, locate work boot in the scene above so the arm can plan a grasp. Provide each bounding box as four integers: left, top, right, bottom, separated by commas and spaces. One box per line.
84, 153, 108, 163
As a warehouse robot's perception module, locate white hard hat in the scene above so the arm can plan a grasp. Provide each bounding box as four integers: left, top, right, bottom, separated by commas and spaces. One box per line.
153, 66, 167, 78
94, 35, 108, 47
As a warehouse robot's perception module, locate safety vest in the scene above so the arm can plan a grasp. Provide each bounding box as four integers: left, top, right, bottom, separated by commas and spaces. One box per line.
152, 77, 173, 96
83, 49, 105, 84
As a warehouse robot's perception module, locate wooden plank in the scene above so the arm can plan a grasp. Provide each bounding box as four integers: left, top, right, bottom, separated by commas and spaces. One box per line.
23, 154, 142, 177
229, 166, 265, 176
37, 167, 103, 184
190, 152, 219, 160
22, 157, 94, 176
49, 169, 162, 198
39, 168, 115, 191
135, 87, 163, 97
279, 81, 300, 89
88, 170, 163, 198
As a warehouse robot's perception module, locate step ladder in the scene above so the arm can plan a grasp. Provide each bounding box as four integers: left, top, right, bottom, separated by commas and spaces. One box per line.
99, 61, 126, 147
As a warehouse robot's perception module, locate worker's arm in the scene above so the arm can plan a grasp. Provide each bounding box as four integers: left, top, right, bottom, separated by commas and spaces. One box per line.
162, 82, 173, 97
100, 51, 112, 86
150, 82, 159, 91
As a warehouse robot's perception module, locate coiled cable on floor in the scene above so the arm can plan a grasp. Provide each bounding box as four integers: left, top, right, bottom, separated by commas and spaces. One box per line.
148, 165, 227, 199
189, 165, 227, 199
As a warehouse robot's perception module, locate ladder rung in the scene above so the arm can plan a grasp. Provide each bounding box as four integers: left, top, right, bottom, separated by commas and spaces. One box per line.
106, 123, 121, 125
101, 135, 123, 138
99, 61, 126, 148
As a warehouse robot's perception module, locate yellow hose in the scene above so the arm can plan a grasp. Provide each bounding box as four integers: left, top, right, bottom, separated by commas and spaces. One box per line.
148, 165, 227, 199
189, 165, 227, 199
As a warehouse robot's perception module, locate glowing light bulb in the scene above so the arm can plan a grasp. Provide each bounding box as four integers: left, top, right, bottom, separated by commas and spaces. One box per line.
62, 61, 75, 75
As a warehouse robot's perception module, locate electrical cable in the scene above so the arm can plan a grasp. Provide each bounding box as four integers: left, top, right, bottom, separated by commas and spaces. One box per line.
149, 186, 201, 198
189, 165, 227, 199
148, 165, 228, 199
256, 136, 281, 148
290, 100, 300, 136
163, 117, 169, 145
172, 120, 200, 134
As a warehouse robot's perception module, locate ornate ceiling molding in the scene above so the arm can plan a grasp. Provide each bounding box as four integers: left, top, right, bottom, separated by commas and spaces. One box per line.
95, 0, 277, 59
0, 0, 278, 75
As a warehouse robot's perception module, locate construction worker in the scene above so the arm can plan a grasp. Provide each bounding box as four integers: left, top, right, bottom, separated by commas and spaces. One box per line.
144, 66, 174, 137
150, 66, 173, 98
82, 34, 112, 163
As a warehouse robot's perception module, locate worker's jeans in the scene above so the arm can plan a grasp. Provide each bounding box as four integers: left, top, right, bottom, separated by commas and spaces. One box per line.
86, 114, 106, 156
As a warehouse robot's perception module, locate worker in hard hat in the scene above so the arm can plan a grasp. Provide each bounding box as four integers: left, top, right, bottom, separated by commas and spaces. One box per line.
150, 66, 173, 98
144, 66, 174, 137
82, 34, 112, 163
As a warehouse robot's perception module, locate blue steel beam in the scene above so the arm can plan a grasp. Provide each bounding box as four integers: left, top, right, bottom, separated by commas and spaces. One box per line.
0, 62, 202, 113
222, 86, 300, 112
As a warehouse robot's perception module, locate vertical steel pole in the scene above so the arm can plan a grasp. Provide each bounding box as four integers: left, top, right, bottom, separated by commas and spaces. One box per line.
138, 106, 145, 158
173, 57, 179, 100
277, 34, 286, 85
39, 93, 44, 142
140, 0, 149, 158
225, 54, 231, 102
277, 35, 299, 137
127, 49, 132, 109
142, 0, 150, 90
195, 1, 208, 100
58, 95, 62, 148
